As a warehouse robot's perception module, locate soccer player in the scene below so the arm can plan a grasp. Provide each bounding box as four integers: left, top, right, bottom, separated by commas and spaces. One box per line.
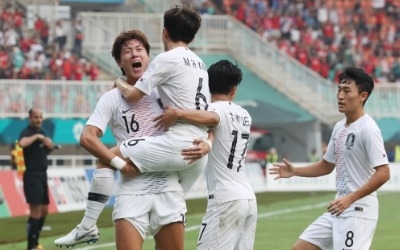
19, 108, 56, 250
156, 60, 257, 249
110, 5, 210, 184
269, 66, 390, 250
54, 30, 209, 249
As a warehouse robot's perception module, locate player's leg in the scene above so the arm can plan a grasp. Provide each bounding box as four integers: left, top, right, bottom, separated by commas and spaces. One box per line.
197, 200, 251, 250
294, 212, 333, 250
235, 199, 257, 250
154, 222, 185, 250
332, 216, 377, 250
114, 219, 144, 250
113, 194, 152, 250
151, 191, 187, 250
54, 163, 114, 247
119, 135, 201, 173
178, 155, 207, 192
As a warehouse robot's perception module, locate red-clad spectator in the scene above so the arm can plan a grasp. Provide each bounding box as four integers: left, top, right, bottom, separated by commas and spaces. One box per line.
235, 1, 246, 22
39, 19, 50, 47
86, 60, 99, 81
278, 39, 291, 55
322, 21, 334, 45
19, 35, 34, 53
297, 46, 309, 65
319, 59, 330, 78
310, 57, 321, 74
72, 57, 85, 80
0, 6, 12, 24
19, 62, 31, 79
0, 47, 10, 69
11, 7, 24, 37
62, 56, 73, 80
34, 16, 44, 33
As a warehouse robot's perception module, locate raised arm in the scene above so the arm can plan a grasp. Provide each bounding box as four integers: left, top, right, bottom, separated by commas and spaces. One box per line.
115, 78, 146, 103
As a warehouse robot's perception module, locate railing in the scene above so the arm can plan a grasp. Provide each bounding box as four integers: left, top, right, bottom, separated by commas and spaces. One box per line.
0, 155, 97, 169
0, 80, 112, 118
0, 78, 398, 121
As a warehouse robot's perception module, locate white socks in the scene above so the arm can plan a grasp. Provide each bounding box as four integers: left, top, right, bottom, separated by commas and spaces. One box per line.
80, 168, 115, 230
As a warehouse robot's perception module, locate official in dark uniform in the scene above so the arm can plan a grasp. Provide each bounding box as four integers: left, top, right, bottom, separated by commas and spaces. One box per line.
19, 108, 56, 250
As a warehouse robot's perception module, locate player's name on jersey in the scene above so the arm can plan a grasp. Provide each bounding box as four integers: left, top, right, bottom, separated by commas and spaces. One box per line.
183, 57, 206, 71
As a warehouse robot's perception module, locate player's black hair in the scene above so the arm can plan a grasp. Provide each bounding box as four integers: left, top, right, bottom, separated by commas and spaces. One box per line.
338, 66, 374, 105
111, 30, 150, 75
164, 5, 201, 44
208, 60, 243, 94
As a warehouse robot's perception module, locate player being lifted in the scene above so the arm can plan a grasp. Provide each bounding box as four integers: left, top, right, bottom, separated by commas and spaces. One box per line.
107, 4, 211, 186
54, 29, 210, 249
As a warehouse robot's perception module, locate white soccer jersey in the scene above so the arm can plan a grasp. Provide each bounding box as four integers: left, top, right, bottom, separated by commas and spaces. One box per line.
135, 47, 210, 139
324, 113, 389, 220
205, 101, 256, 204
86, 87, 182, 195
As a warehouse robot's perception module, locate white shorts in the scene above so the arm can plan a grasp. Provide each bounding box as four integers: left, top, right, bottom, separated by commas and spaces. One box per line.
299, 212, 377, 250
112, 191, 187, 239
119, 134, 208, 173
197, 199, 257, 250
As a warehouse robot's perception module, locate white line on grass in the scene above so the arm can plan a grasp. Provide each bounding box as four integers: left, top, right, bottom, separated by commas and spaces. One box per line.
75, 202, 327, 250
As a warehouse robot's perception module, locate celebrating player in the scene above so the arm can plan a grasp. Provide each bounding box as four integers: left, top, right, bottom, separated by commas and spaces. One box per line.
269, 66, 390, 250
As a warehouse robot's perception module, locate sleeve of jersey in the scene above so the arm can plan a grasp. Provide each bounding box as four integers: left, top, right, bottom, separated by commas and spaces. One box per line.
362, 123, 389, 168
208, 103, 222, 128
135, 54, 175, 95
323, 125, 337, 164
85, 90, 119, 135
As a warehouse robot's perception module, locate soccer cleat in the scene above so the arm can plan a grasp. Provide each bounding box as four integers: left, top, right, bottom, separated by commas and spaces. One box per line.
54, 225, 100, 248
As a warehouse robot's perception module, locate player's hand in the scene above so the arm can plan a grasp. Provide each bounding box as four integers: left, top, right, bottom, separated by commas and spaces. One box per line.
119, 162, 140, 178
268, 158, 295, 180
153, 106, 179, 131
327, 195, 354, 216
182, 138, 210, 164
112, 77, 126, 89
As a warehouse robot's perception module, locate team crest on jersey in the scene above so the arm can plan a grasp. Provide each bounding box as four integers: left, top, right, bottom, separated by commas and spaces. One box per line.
345, 133, 356, 150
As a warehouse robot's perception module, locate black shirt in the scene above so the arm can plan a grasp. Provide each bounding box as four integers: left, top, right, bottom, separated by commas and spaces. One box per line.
19, 126, 49, 171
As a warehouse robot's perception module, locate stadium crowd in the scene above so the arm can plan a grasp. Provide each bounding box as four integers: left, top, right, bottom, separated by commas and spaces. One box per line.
199, 0, 400, 84
0, 3, 99, 81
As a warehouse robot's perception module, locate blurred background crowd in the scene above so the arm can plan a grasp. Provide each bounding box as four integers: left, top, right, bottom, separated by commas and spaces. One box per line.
193, 0, 400, 84
0, 2, 99, 81
1, 0, 399, 83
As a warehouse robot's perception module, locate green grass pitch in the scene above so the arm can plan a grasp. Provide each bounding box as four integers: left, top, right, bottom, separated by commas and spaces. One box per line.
0, 191, 399, 250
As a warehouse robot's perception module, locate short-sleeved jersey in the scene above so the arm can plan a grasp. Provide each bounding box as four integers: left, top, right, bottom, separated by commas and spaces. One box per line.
19, 126, 49, 171
86, 87, 182, 195
205, 101, 256, 204
135, 47, 210, 139
324, 114, 389, 219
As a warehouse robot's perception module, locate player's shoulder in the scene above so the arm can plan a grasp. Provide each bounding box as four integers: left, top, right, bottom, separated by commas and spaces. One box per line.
98, 87, 121, 101
359, 114, 380, 131
333, 118, 346, 129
